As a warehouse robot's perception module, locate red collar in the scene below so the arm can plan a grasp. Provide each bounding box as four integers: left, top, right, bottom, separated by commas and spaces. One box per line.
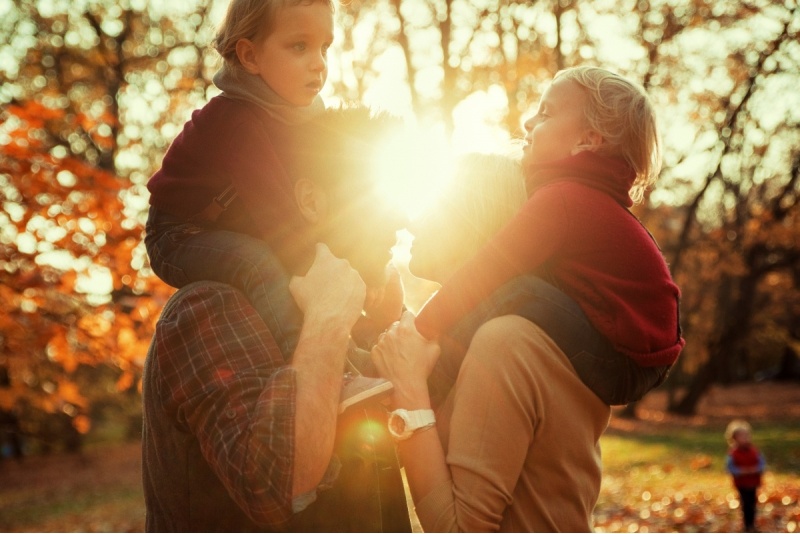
526, 151, 636, 208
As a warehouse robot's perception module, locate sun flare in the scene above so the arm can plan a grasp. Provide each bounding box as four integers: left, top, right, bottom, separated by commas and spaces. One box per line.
371, 123, 456, 222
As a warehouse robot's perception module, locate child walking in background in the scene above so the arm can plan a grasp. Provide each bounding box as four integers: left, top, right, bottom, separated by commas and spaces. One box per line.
726, 419, 766, 532
415, 66, 685, 406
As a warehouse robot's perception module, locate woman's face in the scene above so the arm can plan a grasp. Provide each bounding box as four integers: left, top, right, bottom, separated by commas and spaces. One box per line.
407, 155, 526, 284
408, 198, 473, 284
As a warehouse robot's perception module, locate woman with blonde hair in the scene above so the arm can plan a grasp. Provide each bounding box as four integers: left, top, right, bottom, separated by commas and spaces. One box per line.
372, 66, 684, 531
409, 151, 527, 285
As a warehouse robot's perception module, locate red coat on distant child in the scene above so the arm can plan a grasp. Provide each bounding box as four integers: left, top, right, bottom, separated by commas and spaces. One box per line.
728, 443, 765, 489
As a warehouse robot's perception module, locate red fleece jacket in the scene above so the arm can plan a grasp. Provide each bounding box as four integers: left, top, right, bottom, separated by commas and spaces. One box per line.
147, 95, 303, 250
729, 444, 763, 488
415, 151, 684, 368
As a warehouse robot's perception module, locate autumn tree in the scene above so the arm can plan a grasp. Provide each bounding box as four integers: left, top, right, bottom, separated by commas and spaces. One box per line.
332, 0, 800, 416
646, 5, 800, 414
1, 0, 798, 446
0, 0, 224, 451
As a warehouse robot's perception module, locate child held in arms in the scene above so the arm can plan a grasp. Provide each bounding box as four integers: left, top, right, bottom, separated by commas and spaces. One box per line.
414, 66, 685, 406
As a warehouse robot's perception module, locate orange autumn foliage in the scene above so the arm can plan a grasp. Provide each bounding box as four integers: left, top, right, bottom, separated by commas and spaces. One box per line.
1, 99, 172, 438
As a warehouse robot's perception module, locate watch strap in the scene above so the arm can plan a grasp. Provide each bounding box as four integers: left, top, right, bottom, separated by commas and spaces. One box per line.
405, 409, 436, 430
389, 408, 436, 441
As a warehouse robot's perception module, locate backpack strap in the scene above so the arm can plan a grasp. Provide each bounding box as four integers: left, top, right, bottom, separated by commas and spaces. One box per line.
191, 185, 238, 223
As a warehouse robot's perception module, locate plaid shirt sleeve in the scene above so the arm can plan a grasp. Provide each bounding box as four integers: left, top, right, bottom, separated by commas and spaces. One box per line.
153, 283, 296, 526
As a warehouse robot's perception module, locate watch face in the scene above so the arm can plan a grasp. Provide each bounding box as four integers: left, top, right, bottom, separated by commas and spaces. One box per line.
389, 413, 406, 436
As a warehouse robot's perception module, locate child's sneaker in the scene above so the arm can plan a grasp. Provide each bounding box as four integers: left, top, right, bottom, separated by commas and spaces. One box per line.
339, 372, 393, 414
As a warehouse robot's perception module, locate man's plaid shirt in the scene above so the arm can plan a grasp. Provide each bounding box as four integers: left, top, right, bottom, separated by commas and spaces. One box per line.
147, 282, 297, 526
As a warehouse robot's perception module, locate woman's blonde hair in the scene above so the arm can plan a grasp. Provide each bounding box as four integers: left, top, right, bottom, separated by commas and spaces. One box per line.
213, 0, 336, 65
554, 66, 662, 203
445, 152, 527, 258
725, 419, 752, 445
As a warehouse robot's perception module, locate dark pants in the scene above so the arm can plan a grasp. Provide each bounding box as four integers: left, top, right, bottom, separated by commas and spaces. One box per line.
145, 207, 301, 360
288, 405, 412, 532
431, 275, 671, 406
737, 486, 757, 531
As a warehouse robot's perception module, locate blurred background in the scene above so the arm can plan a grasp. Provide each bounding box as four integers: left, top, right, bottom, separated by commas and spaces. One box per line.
0, 1, 798, 528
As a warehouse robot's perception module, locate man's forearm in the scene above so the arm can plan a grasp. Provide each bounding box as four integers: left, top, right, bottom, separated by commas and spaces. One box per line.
290, 315, 351, 497
287, 243, 367, 498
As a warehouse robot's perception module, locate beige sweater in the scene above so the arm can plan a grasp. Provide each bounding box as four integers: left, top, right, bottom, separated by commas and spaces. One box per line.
415, 316, 611, 532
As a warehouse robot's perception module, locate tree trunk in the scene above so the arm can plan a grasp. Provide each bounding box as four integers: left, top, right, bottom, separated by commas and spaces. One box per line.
775, 346, 800, 381
670, 269, 760, 415
670, 353, 718, 415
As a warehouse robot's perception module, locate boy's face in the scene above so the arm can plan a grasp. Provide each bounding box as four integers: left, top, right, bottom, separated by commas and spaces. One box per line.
522, 77, 593, 170
246, 2, 333, 106
733, 429, 752, 446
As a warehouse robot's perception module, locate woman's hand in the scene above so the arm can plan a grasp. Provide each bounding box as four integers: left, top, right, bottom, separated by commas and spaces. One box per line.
371, 311, 441, 409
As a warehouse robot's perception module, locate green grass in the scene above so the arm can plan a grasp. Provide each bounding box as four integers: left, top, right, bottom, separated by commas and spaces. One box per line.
602, 420, 800, 474
2, 487, 143, 528
595, 421, 800, 532
2, 423, 799, 532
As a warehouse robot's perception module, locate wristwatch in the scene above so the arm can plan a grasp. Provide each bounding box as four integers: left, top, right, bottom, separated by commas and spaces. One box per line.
388, 408, 436, 441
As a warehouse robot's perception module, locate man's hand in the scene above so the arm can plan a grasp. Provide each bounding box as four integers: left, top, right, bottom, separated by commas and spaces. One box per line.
290, 243, 366, 332
371, 311, 441, 410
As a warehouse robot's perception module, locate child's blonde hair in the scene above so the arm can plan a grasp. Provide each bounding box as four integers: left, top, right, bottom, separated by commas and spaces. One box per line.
446, 152, 527, 258
554, 66, 662, 203
213, 0, 336, 65
725, 419, 753, 446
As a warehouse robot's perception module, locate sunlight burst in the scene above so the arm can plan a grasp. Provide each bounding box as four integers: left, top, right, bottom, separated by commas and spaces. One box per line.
372, 122, 456, 221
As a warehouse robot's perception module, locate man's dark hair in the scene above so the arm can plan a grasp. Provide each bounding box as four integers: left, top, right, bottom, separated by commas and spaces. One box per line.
270, 105, 404, 271
288, 105, 402, 195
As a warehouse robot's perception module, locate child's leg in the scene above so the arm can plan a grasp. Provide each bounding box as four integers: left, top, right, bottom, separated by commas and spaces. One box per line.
145, 207, 200, 289
432, 275, 670, 406
738, 487, 757, 531
145, 207, 301, 360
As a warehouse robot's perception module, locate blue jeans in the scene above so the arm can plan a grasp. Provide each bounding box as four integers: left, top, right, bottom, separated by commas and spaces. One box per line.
145, 207, 301, 360
430, 275, 671, 406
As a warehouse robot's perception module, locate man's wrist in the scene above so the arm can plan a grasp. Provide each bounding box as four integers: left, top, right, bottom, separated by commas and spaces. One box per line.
292, 314, 352, 374
304, 309, 356, 335
299, 311, 354, 347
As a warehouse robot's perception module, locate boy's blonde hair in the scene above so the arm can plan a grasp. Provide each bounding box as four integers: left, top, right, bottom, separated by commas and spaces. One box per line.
213, 0, 336, 65
445, 152, 527, 258
725, 419, 752, 445
554, 66, 662, 203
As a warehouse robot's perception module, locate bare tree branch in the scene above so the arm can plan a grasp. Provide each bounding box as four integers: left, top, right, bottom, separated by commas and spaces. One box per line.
670, 16, 794, 273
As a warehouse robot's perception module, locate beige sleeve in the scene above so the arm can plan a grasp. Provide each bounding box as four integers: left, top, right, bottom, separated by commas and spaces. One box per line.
415, 316, 610, 532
